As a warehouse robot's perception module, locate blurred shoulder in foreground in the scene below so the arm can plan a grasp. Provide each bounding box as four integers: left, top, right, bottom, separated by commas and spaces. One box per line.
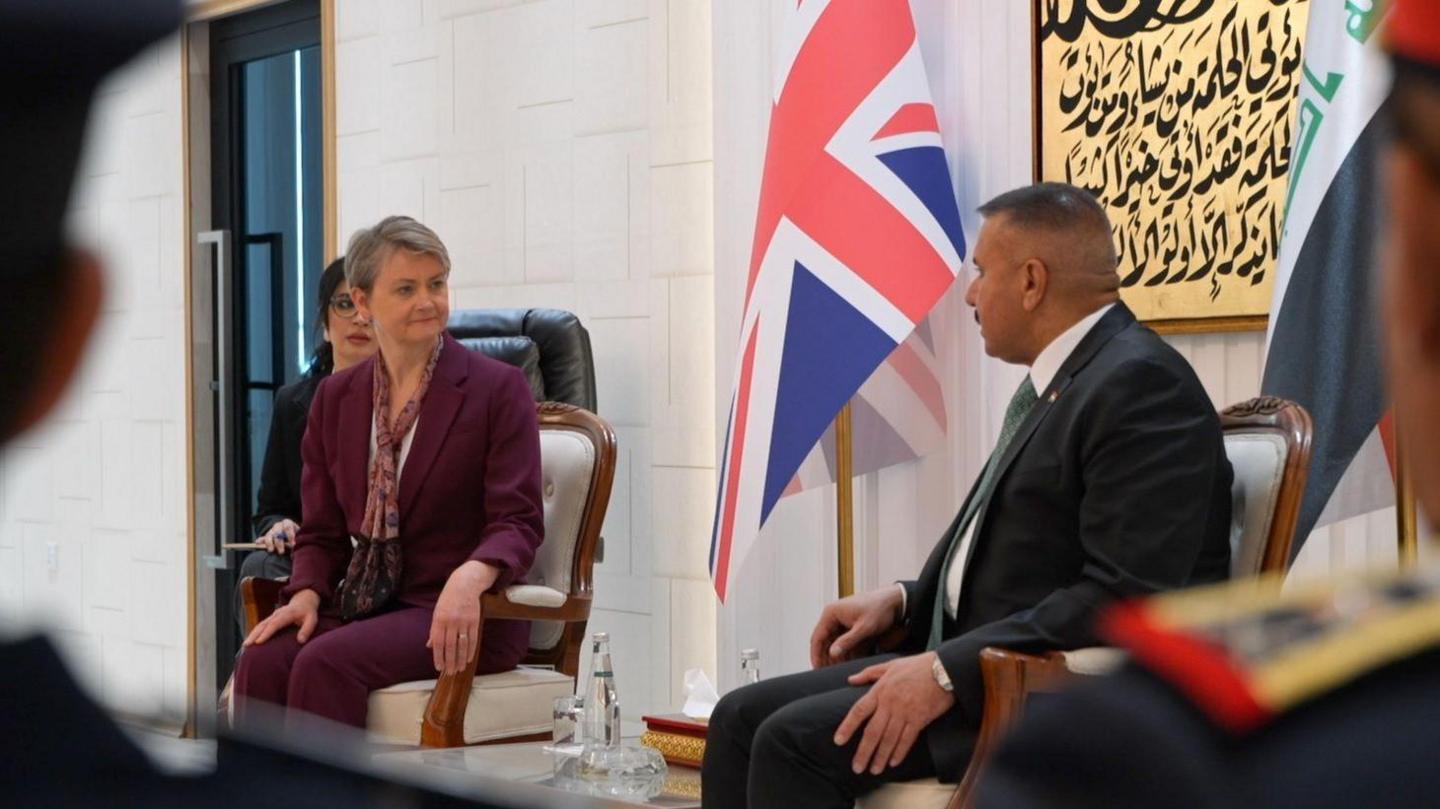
974, 571, 1440, 809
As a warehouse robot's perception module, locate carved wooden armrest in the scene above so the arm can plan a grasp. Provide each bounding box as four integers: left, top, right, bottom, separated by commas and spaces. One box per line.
420, 589, 593, 747
478, 588, 592, 623
951, 648, 1088, 809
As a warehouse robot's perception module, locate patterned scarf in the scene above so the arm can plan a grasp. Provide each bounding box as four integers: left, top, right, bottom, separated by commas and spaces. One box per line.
337, 336, 444, 620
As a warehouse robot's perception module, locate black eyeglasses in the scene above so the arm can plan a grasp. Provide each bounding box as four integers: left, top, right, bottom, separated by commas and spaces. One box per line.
329, 294, 358, 317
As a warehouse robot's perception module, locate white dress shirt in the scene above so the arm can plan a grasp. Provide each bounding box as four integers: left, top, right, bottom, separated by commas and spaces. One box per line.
928, 303, 1115, 620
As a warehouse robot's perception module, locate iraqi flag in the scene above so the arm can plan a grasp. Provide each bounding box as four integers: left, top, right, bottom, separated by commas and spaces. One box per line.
708, 0, 965, 601
1262, 2, 1393, 556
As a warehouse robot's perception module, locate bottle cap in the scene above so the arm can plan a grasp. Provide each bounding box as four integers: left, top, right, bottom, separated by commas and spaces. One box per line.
592, 632, 610, 642
741, 648, 759, 659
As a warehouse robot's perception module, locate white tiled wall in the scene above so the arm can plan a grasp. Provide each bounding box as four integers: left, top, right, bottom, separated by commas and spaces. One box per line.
334, 0, 716, 716
0, 36, 188, 727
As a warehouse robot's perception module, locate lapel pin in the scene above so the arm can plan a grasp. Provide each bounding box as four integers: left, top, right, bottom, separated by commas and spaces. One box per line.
1047, 390, 1059, 403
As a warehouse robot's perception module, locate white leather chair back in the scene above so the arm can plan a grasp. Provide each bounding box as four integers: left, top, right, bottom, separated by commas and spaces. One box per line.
1224, 431, 1289, 578
528, 426, 598, 651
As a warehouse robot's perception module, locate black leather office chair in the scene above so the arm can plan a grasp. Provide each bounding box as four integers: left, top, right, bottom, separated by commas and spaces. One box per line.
446, 308, 597, 412
446, 308, 606, 566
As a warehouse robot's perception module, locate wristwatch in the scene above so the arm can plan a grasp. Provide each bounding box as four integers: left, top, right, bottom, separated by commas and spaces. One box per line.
931, 655, 954, 692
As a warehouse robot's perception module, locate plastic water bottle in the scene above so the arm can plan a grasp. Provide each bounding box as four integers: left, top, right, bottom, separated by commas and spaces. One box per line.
740, 648, 761, 685
584, 632, 621, 749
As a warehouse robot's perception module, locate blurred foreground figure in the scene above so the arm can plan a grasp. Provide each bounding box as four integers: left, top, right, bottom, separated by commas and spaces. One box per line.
0, 2, 523, 806
975, 2, 1440, 807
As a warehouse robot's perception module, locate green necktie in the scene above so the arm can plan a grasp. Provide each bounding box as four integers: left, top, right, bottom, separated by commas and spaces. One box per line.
927, 377, 1040, 650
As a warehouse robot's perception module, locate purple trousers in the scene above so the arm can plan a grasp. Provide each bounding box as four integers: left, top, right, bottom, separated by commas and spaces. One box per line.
232, 606, 527, 730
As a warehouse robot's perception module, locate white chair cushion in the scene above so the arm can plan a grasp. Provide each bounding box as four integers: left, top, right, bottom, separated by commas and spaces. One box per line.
856, 778, 954, 809
530, 429, 597, 650
366, 666, 574, 745
1223, 432, 1287, 577
1061, 646, 1127, 676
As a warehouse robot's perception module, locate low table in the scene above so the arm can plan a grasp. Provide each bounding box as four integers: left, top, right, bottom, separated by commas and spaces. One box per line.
373, 727, 701, 808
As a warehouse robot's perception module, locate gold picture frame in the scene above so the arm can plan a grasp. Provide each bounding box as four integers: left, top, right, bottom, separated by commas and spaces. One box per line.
1032, 0, 1312, 333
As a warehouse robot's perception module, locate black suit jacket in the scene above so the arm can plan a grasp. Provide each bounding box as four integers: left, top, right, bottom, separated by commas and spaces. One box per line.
899, 303, 1233, 779
251, 373, 323, 537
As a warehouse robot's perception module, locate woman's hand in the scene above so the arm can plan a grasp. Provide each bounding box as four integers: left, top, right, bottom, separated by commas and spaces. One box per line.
244, 588, 320, 647
256, 519, 300, 555
429, 561, 500, 675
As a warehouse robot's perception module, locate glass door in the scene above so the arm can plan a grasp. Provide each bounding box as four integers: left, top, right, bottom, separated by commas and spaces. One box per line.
208, 0, 322, 680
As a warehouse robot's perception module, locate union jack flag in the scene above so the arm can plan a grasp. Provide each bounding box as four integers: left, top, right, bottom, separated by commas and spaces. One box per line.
709, 0, 966, 601
784, 320, 950, 498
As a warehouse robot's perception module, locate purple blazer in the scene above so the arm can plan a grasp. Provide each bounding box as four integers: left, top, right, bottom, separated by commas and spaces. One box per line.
284, 334, 545, 649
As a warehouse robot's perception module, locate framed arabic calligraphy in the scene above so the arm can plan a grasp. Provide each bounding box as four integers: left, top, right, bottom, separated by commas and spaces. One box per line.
1034, 0, 1311, 331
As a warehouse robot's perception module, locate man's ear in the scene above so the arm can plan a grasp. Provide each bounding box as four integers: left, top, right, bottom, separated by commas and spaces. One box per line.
1021, 258, 1049, 312
10, 249, 104, 438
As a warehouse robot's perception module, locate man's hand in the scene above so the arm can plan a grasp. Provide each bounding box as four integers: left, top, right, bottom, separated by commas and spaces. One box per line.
244, 588, 320, 647
428, 560, 500, 675
810, 585, 905, 668
834, 653, 956, 775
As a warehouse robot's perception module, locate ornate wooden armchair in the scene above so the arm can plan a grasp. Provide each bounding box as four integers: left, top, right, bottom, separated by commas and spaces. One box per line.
859, 396, 1314, 809
241, 401, 616, 746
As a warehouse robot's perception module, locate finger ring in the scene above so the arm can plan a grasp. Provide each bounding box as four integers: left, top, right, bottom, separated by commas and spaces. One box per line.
458, 633, 468, 639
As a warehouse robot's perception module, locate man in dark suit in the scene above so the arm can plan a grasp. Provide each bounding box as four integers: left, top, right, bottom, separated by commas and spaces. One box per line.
701, 182, 1233, 808
973, 4, 1440, 808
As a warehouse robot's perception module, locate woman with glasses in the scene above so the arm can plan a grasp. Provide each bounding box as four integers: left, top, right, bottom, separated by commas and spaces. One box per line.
234, 257, 377, 613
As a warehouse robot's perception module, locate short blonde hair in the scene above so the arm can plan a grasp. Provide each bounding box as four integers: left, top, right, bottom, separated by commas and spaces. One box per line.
344, 215, 451, 292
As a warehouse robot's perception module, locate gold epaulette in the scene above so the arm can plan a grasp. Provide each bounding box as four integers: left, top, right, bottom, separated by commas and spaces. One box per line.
1100, 567, 1440, 732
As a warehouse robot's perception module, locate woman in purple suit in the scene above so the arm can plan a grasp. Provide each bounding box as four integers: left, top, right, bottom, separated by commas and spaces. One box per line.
232, 215, 545, 729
